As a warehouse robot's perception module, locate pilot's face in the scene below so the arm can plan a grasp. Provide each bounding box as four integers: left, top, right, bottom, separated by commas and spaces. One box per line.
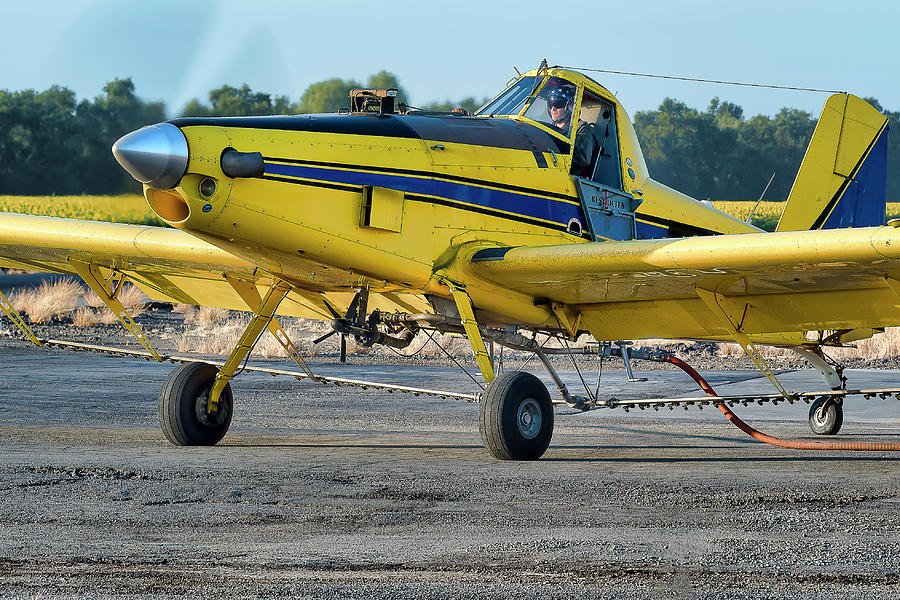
549, 104, 568, 128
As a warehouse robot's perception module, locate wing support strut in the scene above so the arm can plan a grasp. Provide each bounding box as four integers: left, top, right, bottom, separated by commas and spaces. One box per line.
550, 302, 582, 340
440, 279, 495, 383
224, 275, 317, 379
207, 279, 301, 413
695, 287, 791, 400
68, 260, 162, 362
0, 288, 43, 346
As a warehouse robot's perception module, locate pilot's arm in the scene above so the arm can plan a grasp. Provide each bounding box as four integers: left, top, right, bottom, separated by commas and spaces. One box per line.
570, 121, 596, 177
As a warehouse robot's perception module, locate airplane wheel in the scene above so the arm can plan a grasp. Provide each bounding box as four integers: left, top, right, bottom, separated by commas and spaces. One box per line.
808, 397, 843, 436
479, 371, 553, 460
158, 362, 233, 446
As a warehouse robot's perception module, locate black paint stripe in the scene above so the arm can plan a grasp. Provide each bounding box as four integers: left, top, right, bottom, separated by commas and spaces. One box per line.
471, 247, 515, 262
532, 151, 548, 168
636, 213, 720, 237
261, 174, 361, 193
264, 156, 578, 202
171, 114, 420, 140
170, 114, 570, 153
810, 119, 888, 230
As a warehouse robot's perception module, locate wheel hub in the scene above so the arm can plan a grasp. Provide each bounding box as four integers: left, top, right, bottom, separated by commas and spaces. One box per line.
195, 387, 228, 427
814, 408, 829, 425
517, 398, 542, 439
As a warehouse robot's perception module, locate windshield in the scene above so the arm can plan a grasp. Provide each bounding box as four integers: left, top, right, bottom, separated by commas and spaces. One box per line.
476, 76, 539, 116
522, 77, 577, 138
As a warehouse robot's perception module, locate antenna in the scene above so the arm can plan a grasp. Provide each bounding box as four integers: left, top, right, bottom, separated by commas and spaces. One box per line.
746, 172, 776, 224
530, 58, 548, 96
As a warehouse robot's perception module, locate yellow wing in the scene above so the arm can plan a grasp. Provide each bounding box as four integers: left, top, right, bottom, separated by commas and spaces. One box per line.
0, 213, 429, 318
467, 226, 900, 341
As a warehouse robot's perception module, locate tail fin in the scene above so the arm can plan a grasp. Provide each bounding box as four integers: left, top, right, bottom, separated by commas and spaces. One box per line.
776, 94, 889, 231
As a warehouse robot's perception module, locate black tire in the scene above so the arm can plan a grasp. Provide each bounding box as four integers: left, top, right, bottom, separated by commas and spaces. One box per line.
159, 362, 233, 446
479, 371, 554, 460
808, 397, 843, 436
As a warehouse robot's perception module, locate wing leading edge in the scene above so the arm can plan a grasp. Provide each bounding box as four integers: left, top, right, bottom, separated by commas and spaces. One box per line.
467, 227, 900, 340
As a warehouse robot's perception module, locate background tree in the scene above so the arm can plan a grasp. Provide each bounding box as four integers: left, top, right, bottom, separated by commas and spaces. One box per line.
297, 77, 361, 114
633, 98, 817, 202
0, 78, 163, 195
295, 71, 407, 114
365, 70, 408, 105
181, 84, 294, 117
76, 78, 165, 193
421, 96, 491, 113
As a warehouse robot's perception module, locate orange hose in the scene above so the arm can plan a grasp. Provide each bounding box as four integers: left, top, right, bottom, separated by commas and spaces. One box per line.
666, 355, 900, 451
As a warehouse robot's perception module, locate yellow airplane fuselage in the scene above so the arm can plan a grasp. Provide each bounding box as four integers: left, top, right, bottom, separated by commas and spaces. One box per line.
146, 68, 757, 337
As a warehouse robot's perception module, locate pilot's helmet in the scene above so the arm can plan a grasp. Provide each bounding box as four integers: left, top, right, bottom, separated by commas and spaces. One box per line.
547, 83, 574, 125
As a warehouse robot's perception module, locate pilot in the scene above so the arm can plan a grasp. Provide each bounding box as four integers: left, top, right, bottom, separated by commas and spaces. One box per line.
547, 85, 596, 177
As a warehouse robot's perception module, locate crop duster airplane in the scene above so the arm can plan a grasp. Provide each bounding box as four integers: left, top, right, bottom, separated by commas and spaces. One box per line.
0, 64, 897, 460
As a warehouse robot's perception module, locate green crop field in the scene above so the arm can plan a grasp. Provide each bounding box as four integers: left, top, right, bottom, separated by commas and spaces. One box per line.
712, 201, 900, 231
0, 194, 164, 226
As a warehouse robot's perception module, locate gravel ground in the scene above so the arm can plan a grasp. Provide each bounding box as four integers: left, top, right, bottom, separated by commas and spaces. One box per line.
1, 270, 900, 598
1, 324, 900, 598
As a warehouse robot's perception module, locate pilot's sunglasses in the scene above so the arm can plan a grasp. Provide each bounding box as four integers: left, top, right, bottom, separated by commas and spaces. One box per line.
548, 97, 569, 109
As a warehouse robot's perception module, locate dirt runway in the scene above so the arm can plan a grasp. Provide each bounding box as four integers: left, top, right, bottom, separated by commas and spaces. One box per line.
1, 340, 899, 598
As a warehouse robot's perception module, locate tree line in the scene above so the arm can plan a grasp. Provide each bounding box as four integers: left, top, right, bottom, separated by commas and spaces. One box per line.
634, 97, 900, 204
0, 72, 896, 202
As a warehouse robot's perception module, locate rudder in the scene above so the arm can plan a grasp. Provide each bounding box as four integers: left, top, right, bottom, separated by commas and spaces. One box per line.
776, 94, 889, 231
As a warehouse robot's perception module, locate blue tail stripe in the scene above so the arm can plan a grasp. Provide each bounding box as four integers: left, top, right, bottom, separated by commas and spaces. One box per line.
822, 124, 889, 229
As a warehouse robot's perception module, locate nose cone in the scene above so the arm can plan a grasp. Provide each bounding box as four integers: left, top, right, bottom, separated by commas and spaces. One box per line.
112, 122, 188, 189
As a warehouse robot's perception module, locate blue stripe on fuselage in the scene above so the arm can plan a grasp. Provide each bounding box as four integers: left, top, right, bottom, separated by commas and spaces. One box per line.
263, 162, 585, 229
635, 220, 668, 239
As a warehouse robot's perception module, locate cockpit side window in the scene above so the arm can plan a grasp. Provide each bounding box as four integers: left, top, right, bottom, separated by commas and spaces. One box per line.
578, 91, 621, 188
522, 77, 577, 138
476, 76, 540, 117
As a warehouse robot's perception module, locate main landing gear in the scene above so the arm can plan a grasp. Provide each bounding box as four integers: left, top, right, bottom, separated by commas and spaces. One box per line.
479, 372, 554, 461
159, 362, 233, 445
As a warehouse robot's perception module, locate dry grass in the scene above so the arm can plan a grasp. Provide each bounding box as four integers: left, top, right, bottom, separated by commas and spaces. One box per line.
175, 314, 314, 358
10, 279, 148, 325
10, 279, 85, 323
714, 327, 900, 364
828, 327, 900, 361
173, 304, 230, 327
71, 306, 119, 326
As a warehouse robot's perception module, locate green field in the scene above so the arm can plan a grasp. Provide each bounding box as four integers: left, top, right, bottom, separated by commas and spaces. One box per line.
1, 195, 899, 232
0, 194, 164, 226
713, 201, 900, 231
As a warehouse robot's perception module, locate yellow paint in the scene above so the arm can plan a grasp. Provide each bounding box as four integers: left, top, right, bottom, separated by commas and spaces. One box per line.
444, 280, 495, 383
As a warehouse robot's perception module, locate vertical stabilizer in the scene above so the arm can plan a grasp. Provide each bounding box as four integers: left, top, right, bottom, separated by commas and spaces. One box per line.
776, 94, 889, 231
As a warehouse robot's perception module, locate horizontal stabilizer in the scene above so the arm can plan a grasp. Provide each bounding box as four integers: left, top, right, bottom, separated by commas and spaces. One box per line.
776, 94, 889, 231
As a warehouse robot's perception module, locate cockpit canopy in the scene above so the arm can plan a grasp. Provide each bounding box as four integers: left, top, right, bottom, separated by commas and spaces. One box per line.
476, 72, 622, 188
